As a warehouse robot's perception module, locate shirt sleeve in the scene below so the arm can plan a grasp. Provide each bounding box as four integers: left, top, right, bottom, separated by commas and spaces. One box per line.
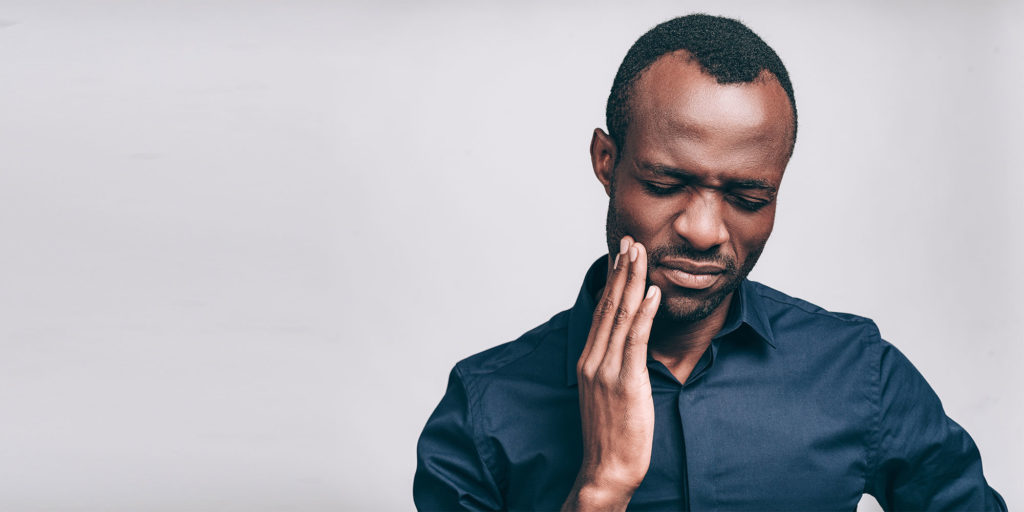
414, 366, 503, 511
864, 337, 1006, 511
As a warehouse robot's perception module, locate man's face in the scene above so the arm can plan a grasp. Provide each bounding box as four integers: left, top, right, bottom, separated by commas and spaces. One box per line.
593, 51, 794, 323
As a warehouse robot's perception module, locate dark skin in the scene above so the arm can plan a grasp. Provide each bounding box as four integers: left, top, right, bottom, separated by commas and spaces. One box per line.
563, 51, 795, 511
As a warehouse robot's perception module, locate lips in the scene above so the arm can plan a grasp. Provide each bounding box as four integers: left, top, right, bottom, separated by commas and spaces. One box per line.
657, 259, 725, 290
659, 259, 726, 275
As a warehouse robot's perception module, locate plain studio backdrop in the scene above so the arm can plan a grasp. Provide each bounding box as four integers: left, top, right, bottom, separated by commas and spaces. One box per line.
0, 1, 1021, 510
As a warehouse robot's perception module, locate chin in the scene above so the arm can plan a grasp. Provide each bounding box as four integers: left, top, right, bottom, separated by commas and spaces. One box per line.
656, 294, 725, 323
653, 279, 738, 323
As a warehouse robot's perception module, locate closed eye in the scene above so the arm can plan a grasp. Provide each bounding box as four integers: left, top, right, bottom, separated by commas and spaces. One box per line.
642, 180, 772, 212
642, 182, 684, 196
728, 194, 770, 212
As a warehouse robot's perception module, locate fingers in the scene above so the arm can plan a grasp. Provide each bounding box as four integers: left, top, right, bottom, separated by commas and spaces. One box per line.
621, 285, 659, 377
601, 242, 650, 369
579, 237, 632, 370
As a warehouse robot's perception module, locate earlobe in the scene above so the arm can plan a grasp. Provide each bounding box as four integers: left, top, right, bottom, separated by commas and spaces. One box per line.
590, 128, 616, 197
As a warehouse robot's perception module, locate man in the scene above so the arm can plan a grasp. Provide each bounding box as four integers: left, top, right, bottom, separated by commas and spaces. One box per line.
414, 14, 1005, 511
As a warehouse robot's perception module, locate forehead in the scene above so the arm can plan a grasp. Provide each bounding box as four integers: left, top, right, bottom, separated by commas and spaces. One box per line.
626, 51, 793, 182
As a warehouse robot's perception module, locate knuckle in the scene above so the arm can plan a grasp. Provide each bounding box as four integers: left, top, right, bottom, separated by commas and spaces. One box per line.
578, 362, 598, 380
576, 361, 588, 375
626, 262, 641, 279
596, 366, 618, 384
627, 325, 645, 343
614, 305, 633, 324
596, 296, 617, 318
634, 299, 653, 319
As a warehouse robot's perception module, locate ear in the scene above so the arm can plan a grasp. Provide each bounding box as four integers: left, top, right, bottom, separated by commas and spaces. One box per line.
590, 128, 617, 197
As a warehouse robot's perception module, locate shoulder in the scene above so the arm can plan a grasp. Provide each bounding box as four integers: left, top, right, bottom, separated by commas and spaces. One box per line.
748, 280, 876, 326
745, 280, 884, 350
454, 308, 572, 384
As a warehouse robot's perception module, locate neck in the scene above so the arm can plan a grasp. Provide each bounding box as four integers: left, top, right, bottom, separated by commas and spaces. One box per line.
647, 292, 734, 382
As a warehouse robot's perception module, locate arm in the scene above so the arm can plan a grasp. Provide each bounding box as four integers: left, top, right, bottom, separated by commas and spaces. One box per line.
865, 338, 1006, 511
414, 367, 503, 511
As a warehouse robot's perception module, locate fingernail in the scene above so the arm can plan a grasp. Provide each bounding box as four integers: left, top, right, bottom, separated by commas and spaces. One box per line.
646, 286, 658, 299
613, 253, 620, 269
619, 238, 629, 254
629, 246, 638, 262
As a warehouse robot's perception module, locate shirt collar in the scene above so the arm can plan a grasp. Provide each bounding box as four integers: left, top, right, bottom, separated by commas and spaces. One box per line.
565, 255, 776, 387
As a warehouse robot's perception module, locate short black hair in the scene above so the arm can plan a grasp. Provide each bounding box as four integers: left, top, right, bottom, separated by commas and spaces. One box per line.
606, 14, 797, 159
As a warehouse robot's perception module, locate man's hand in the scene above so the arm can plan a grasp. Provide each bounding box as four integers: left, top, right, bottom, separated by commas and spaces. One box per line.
562, 237, 661, 512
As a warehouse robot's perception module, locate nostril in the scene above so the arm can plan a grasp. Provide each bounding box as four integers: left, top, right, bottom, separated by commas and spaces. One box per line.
672, 202, 728, 251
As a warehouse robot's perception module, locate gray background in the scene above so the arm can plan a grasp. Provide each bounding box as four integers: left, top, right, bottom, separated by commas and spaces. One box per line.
0, 1, 1020, 510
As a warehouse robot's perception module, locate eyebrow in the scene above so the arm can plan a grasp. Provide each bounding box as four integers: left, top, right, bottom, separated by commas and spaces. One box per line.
639, 162, 778, 194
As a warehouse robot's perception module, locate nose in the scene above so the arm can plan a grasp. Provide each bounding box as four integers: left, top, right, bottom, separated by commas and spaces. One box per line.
672, 190, 729, 252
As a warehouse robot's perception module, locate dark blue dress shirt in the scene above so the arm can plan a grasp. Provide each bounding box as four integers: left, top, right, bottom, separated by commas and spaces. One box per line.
415, 256, 1005, 511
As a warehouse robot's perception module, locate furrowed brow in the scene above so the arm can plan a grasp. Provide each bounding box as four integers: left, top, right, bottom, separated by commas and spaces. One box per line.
727, 178, 777, 194
639, 162, 698, 181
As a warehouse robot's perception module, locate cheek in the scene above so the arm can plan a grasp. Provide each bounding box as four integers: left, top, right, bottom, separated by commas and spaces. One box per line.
727, 210, 776, 256
614, 182, 678, 235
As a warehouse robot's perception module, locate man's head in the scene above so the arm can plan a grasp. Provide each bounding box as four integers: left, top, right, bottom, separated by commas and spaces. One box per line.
591, 14, 796, 323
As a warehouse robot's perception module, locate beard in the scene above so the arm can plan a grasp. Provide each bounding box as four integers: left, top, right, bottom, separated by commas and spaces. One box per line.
605, 192, 766, 324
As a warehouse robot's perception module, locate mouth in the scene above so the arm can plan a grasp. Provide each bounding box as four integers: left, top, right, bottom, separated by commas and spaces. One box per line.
656, 260, 726, 290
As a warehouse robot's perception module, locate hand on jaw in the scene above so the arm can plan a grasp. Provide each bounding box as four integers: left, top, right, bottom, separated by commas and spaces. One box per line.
563, 237, 660, 512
